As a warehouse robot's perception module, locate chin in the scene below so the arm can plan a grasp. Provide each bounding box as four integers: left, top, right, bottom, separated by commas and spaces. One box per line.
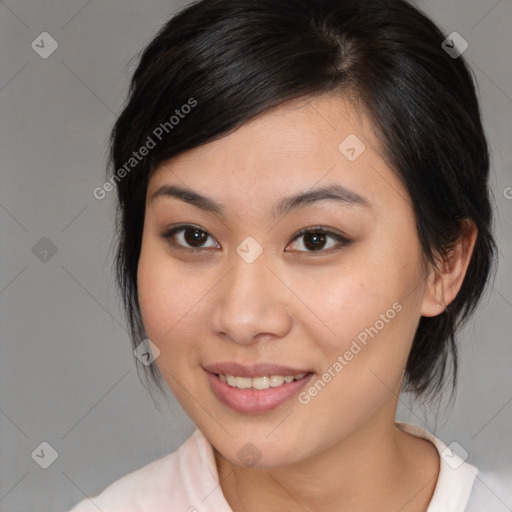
210, 429, 312, 470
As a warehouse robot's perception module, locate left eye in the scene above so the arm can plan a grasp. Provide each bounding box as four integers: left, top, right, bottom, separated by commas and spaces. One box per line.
159, 224, 349, 253
286, 227, 349, 252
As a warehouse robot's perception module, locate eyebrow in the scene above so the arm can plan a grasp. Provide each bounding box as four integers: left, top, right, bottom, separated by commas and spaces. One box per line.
150, 183, 371, 218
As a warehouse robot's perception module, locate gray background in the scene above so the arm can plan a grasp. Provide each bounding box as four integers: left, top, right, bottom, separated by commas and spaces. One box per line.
0, 1, 511, 510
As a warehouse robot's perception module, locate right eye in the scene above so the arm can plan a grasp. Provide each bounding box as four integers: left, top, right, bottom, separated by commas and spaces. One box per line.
159, 224, 220, 252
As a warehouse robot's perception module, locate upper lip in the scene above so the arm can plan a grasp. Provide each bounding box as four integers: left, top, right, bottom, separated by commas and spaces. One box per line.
203, 362, 312, 378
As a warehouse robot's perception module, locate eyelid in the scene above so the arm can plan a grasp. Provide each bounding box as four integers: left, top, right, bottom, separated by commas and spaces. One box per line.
159, 223, 351, 253
286, 226, 351, 253
159, 223, 220, 253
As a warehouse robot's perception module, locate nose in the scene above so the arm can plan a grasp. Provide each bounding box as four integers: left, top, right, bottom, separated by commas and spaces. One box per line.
209, 251, 293, 346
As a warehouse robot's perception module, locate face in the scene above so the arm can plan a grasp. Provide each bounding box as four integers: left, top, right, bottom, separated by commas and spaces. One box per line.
137, 94, 431, 468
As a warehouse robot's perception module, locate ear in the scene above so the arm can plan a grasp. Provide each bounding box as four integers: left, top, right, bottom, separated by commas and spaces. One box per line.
421, 219, 478, 317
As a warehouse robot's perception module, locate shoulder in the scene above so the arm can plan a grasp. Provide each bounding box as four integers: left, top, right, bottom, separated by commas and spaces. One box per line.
396, 422, 512, 511
465, 467, 512, 512
68, 429, 210, 511
395, 422, 479, 512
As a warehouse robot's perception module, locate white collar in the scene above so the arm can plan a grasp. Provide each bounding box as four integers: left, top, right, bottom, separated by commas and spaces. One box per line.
187, 422, 478, 511
395, 421, 478, 511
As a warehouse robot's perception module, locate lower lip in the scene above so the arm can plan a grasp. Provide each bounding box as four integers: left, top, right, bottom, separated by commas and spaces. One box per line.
206, 371, 314, 413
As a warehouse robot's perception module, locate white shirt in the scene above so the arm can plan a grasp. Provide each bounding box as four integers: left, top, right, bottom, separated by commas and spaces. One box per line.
68, 421, 494, 511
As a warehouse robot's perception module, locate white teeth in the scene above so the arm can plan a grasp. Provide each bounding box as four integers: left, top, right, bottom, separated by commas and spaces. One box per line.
252, 376, 270, 390
269, 375, 285, 387
219, 372, 307, 389
235, 376, 252, 389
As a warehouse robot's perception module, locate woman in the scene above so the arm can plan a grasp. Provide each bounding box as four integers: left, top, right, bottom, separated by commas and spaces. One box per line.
70, 0, 497, 510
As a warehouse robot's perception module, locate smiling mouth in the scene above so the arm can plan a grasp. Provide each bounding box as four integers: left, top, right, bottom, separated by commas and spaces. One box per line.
216, 372, 310, 390
206, 370, 314, 413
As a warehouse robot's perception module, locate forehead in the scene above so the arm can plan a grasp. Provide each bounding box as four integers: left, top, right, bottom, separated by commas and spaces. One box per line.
147, 94, 411, 218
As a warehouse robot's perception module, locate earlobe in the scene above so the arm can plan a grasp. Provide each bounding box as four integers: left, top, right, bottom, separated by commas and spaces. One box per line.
420, 267, 448, 318
420, 220, 478, 318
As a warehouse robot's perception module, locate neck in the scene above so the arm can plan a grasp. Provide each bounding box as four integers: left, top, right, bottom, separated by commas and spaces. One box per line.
215, 405, 438, 512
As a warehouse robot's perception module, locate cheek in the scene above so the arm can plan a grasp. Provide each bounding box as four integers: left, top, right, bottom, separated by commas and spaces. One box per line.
304, 279, 373, 351
137, 241, 199, 345
292, 255, 396, 355
137, 254, 171, 340
137, 243, 208, 402
295, 237, 422, 383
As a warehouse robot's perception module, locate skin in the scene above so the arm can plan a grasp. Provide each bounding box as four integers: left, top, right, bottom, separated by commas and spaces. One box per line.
137, 94, 477, 511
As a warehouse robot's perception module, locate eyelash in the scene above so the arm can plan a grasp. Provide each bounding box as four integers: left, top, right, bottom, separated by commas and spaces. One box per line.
158, 224, 351, 255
